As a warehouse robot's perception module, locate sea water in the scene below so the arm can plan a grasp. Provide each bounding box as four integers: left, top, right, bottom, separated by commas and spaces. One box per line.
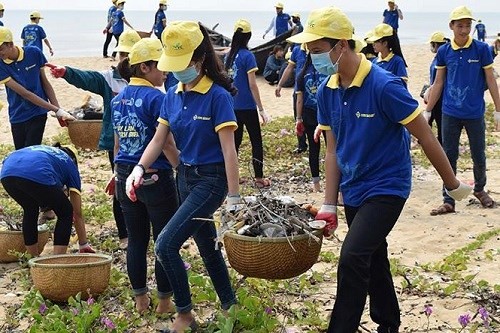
2, 10, 499, 58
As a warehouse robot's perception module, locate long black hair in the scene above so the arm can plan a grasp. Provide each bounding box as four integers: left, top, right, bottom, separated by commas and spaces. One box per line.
224, 28, 251, 71
379, 34, 407, 67
194, 23, 237, 96
53, 142, 78, 167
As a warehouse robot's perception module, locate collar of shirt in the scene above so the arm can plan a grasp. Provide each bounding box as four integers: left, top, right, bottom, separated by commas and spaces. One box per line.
175, 75, 213, 94
377, 51, 394, 63
3, 46, 24, 64
451, 36, 473, 50
326, 54, 372, 90
129, 77, 154, 87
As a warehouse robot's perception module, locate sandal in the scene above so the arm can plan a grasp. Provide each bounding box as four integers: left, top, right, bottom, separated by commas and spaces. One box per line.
255, 178, 271, 188
473, 191, 495, 208
430, 203, 455, 216
160, 320, 198, 333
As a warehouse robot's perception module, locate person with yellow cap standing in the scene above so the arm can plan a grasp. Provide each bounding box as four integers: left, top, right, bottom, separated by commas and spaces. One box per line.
127, 21, 239, 332
102, 0, 118, 59
288, 6, 471, 332
425, 6, 500, 214
108, 0, 134, 61
111, 38, 179, 315
153, 0, 168, 40
21, 11, 54, 56
263, 2, 292, 39
45, 29, 143, 251
473, 19, 486, 42
382, 1, 403, 34
0, 3, 5, 27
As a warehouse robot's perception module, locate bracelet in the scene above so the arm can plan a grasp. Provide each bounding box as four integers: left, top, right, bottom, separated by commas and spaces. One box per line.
136, 164, 146, 173
227, 193, 240, 198
296, 117, 303, 121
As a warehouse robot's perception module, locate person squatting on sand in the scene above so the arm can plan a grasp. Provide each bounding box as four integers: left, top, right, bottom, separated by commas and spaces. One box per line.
126, 21, 240, 332
288, 7, 472, 332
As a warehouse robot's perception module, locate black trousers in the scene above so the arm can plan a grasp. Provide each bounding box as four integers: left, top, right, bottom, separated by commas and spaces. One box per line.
108, 151, 128, 239
328, 195, 406, 333
234, 109, 264, 178
11, 114, 47, 150
102, 31, 114, 57
293, 93, 307, 150
1, 177, 73, 246
429, 97, 443, 145
110, 33, 121, 58
303, 107, 326, 178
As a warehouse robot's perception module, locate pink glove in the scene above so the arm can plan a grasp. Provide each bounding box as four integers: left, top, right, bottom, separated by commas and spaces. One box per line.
45, 63, 66, 78
315, 204, 338, 237
296, 120, 305, 136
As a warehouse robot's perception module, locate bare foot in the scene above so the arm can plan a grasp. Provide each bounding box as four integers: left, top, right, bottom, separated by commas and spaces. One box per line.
155, 297, 175, 314
169, 312, 197, 332
135, 294, 150, 314
312, 182, 321, 192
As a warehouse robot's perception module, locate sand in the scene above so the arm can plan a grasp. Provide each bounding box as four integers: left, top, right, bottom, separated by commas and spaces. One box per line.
0, 44, 499, 332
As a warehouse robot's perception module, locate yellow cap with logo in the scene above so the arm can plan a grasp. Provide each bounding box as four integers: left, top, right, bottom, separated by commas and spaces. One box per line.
159, 21, 203, 72
30, 11, 43, 19
364, 30, 374, 44
449, 6, 475, 23
366, 23, 393, 42
116, 0, 126, 5
287, 7, 353, 44
115, 29, 141, 53
428, 31, 447, 43
292, 13, 300, 18
159, 0, 167, 5
275, 2, 284, 9
129, 38, 163, 65
234, 19, 251, 33
0, 26, 12, 46
0, 4, 4, 11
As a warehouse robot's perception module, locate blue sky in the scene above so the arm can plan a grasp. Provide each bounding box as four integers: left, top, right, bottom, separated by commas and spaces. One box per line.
2, 0, 500, 12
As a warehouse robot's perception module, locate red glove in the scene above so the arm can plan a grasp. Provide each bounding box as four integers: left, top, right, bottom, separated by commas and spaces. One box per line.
315, 204, 338, 237
295, 120, 305, 136
79, 242, 96, 253
105, 176, 116, 196
45, 63, 66, 78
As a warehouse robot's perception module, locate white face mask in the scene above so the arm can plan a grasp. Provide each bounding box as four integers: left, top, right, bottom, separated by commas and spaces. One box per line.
310, 42, 342, 76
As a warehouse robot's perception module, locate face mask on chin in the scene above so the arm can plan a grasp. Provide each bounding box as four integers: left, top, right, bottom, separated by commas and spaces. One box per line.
310, 42, 343, 76
173, 65, 200, 84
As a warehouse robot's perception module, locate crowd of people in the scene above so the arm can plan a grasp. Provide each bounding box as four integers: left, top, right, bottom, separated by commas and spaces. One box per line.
0, 1, 499, 332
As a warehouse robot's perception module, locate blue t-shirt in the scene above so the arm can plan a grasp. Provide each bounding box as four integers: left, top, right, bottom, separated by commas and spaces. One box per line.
276, 13, 291, 36
158, 76, 237, 165
1, 145, 81, 193
0, 46, 48, 124
289, 46, 307, 91
374, 52, 408, 85
475, 23, 486, 39
164, 72, 179, 91
296, 63, 328, 111
107, 5, 117, 22
383, 9, 399, 30
429, 57, 438, 84
436, 37, 493, 119
0, 21, 3, 27
21, 24, 47, 52
227, 49, 258, 110
111, 78, 170, 170
111, 9, 125, 35
153, 9, 166, 37
317, 55, 419, 207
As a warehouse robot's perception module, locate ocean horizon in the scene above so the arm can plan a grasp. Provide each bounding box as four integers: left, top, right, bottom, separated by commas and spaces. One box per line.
2, 10, 500, 58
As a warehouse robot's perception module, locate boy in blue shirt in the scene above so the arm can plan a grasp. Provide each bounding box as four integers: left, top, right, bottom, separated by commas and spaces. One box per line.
21, 11, 54, 56
263, 2, 292, 39
382, 1, 403, 34
425, 6, 500, 214
473, 19, 486, 42
102, 0, 118, 59
0, 3, 5, 26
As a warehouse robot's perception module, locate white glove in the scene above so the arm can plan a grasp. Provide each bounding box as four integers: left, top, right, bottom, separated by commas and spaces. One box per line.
494, 111, 500, 122
259, 109, 270, 124
125, 165, 144, 202
423, 110, 432, 122
225, 194, 243, 212
445, 181, 472, 201
55, 108, 76, 121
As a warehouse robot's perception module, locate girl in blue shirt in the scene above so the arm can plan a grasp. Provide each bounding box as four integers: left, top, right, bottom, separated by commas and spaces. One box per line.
225, 19, 270, 188
127, 21, 239, 332
152, 0, 167, 40
112, 38, 179, 314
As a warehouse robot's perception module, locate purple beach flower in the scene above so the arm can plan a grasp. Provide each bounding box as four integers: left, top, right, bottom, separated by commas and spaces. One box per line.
424, 304, 433, 317
38, 303, 48, 315
87, 297, 95, 305
101, 317, 116, 330
458, 313, 471, 328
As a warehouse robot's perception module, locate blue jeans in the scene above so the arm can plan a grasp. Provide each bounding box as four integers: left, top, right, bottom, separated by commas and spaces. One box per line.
441, 114, 486, 206
115, 164, 179, 298
155, 163, 236, 313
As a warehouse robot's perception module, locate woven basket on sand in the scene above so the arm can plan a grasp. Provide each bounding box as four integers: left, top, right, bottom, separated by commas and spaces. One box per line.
223, 229, 323, 280
0, 230, 50, 262
67, 120, 102, 150
29, 254, 112, 302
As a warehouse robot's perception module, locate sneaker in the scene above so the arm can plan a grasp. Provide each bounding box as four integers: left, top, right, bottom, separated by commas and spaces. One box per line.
119, 238, 128, 250
292, 147, 306, 154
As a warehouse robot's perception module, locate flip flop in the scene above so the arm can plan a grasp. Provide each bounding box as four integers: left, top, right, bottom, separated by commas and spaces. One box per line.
430, 203, 455, 216
473, 191, 495, 208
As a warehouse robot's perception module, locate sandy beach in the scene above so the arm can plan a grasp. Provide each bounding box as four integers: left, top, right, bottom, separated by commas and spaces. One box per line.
0, 44, 499, 331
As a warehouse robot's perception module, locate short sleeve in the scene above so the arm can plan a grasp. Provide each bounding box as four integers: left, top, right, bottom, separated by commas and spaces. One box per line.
379, 80, 419, 124
316, 84, 331, 130
436, 45, 447, 67
245, 51, 258, 72
393, 57, 408, 78
39, 27, 47, 40
479, 43, 494, 67
66, 163, 82, 193
212, 90, 236, 132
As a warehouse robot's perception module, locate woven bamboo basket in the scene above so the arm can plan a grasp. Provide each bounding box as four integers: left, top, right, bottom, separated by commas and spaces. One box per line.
29, 254, 112, 302
0, 229, 50, 262
67, 120, 102, 150
223, 229, 323, 279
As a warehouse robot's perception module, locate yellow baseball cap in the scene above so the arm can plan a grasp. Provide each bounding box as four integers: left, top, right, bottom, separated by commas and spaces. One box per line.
275, 2, 284, 9
353, 35, 367, 53
116, 0, 126, 5
0, 4, 4, 11
129, 38, 163, 65
115, 29, 141, 53
291, 13, 300, 18
158, 21, 203, 72
364, 30, 374, 43
159, 0, 167, 5
366, 23, 394, 42
0, 27, 13, 46
234, 19, 251, 33
449, 6, 475, 23
388, 1, 395, 3
287, 7, 353, 44
30, 11, 43, 19
428, 31, 447, 43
